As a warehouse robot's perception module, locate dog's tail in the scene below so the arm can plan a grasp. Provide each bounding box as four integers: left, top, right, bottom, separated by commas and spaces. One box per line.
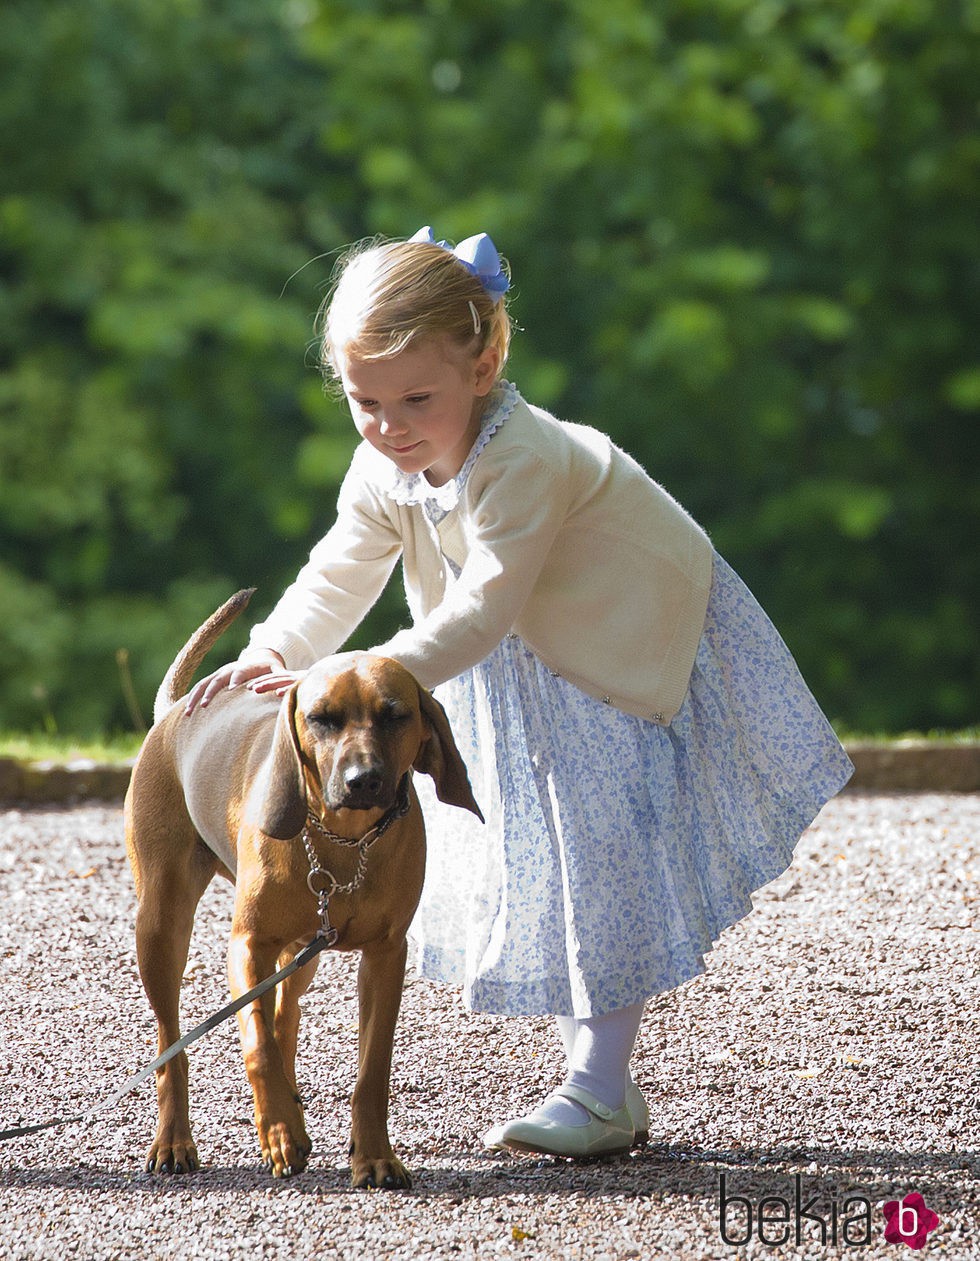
153, 588, 256, 724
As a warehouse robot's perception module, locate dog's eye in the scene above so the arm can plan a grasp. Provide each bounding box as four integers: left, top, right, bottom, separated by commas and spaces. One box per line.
307, 710, 342, 732
380, 705, 412, 724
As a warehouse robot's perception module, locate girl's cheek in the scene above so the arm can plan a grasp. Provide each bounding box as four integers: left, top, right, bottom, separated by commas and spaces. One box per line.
352, 412, 374, 441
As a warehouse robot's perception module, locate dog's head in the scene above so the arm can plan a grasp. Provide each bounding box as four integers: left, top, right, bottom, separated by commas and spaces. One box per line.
254, 654, 484, 840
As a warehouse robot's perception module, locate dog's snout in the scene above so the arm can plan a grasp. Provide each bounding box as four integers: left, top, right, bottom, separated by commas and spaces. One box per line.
326, 751, 390, 811
343, 763, 385, 797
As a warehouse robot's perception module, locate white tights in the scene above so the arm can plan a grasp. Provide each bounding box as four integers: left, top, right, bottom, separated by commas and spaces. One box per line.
539, 1001, 645, 1126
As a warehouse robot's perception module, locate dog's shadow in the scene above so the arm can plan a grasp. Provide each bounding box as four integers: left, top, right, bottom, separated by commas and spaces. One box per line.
1, 1143, 975, 1209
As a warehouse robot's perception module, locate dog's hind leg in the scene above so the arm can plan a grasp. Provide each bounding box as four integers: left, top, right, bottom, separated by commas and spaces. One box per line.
126, 798, 218, 1175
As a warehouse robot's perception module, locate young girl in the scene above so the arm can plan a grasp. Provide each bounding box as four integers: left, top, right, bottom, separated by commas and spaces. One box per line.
187, 226, 853, 1158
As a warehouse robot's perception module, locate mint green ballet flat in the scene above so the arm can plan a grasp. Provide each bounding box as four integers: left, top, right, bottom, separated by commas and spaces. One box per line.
626, 1078, 650, 1146
482, 1083, 634, 1158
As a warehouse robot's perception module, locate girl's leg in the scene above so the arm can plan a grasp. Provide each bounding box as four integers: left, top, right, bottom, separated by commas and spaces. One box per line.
484, 1002, 646, 1154
538, 1002, 645, 1126
555, 1005, 650, 1140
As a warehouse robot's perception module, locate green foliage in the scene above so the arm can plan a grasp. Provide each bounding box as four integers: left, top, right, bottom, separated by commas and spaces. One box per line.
0, 732, 143, 763
1, 0, 977, 733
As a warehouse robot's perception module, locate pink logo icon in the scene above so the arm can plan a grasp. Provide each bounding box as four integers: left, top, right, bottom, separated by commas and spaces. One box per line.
883, 1193, 940, 1250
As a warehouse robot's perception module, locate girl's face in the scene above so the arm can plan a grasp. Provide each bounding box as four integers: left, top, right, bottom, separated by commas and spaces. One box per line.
339, 338, 500, 487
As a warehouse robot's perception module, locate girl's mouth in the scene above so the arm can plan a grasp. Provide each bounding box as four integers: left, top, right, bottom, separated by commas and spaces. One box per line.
390, 441, 422, 455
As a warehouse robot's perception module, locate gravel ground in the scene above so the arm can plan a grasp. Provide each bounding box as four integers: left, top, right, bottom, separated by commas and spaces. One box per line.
0, 793, 977, 1260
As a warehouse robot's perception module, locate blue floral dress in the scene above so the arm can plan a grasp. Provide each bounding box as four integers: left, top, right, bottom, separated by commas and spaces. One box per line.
386, 384, 853, 1019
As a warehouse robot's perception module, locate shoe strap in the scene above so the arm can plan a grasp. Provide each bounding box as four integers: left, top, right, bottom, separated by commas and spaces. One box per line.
553, 1083, 622, 1123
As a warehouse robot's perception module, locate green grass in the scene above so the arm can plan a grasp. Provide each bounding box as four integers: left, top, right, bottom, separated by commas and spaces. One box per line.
1, 728, 977, 767
832, 726, 980, 744
0, 733, 144, 764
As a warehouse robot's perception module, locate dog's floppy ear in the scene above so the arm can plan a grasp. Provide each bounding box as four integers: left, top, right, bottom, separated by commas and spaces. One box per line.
254, 684, 309, 840
414, 686, 484, 821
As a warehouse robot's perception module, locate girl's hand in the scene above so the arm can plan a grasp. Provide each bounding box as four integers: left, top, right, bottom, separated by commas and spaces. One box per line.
246, 670, 307, 698
183, 651, 286, 715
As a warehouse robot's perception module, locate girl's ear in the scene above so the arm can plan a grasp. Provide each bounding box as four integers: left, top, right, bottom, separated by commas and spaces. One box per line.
473, 344, 501, 395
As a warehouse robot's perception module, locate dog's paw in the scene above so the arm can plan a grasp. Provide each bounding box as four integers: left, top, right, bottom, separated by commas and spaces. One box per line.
351, 1153, 412, 1191
145, 1136, 200, 1176
259, 1121, 312, 1179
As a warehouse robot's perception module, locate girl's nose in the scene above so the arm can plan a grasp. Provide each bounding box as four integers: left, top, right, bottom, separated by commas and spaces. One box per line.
378, 413, 407, 437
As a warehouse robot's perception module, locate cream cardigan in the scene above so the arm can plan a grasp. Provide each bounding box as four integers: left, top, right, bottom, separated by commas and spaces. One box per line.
247, 393, 714, 724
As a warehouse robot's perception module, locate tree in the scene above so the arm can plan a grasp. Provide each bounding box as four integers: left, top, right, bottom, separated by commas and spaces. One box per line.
0, 0, 353, 728
1, 0, 976, 733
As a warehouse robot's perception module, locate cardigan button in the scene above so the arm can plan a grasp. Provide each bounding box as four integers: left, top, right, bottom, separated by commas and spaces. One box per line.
601, 695, 611, 704
651, 711, 664, 723
506, 632, 518, 640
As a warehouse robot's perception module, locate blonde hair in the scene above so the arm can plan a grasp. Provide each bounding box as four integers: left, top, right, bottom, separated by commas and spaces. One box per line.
320, 238, 512, 380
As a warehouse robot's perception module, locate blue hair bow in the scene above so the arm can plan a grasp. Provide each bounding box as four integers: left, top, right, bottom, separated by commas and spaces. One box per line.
409, 226, 510, 298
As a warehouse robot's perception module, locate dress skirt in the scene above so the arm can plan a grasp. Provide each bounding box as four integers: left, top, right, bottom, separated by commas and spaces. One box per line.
409, 552, 853, 1018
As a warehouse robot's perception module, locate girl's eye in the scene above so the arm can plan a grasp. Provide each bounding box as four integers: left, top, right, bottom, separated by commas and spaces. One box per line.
406, 394, 430, 405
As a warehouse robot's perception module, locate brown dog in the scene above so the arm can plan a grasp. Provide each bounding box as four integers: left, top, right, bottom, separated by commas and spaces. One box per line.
124, 590, 482, 1187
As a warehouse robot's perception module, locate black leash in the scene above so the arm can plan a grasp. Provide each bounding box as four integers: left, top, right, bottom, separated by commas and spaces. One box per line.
0, 933, 332, 1144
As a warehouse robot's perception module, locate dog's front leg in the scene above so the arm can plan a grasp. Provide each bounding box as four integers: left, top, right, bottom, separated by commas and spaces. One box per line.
228, 929, 312, 1178
349, 937, 412, 1190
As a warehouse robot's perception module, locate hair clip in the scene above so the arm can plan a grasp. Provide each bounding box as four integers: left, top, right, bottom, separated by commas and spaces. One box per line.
410, 225, 510, 299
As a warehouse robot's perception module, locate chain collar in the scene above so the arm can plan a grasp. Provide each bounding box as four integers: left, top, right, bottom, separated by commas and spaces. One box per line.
301, 773, 412, 946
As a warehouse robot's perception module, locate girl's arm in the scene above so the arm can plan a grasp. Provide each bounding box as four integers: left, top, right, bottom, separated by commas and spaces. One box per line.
375, 449, 568, 688
184, 454, 402, 717
244, 453, 403, 669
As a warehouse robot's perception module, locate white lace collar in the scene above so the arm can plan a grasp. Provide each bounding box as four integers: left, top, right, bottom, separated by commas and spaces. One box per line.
382, 379, 520, 509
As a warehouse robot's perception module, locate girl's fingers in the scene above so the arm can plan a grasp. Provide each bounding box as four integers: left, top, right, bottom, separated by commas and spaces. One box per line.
247, 670, 305, 695
185, 666, 244, 714
184, 678, 213, 715
184, 661, 281, 716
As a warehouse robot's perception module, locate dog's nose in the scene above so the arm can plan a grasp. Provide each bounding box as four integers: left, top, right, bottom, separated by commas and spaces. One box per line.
343, 764, 384, 798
